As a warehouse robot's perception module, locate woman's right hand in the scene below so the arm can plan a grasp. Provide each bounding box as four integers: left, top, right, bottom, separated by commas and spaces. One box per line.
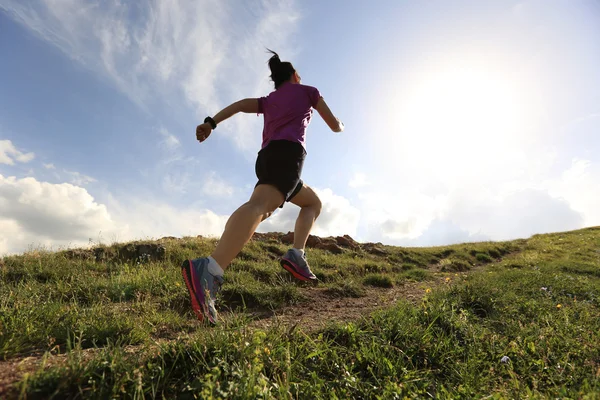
196, 123, 212, 143
315, 98, 344, 133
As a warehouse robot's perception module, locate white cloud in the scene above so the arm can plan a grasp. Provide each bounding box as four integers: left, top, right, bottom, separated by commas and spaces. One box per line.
160, 169, 237, 198
0, 174, 229, 255
0, 140, 35, 165
258, 187, 360, 237
105, 194, 228, 241
162, 172, 190, 195
0, 0, 301, 154
360, 189, 443, 241
159, 127, 180, 151
355, 158, 597, 246
0, 174, 119, 254
43, 163, 56, 169
349, 172, 368, 188
0, 0, 217, 109
63, 169, 96, 186
312, 188, 360, 237
358, 177, 588, 246
202, 171, 235, 198
563, 111, 600, 128
356, 132, 596, 245
543, 158, 600, 227
399, 219, 490, 247
445, 188, 584, 241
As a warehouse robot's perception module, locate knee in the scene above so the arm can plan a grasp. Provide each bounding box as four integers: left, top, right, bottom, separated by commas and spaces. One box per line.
312, 197, 322, 218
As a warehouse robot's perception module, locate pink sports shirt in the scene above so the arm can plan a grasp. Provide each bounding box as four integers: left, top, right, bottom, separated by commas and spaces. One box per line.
257, 82, 322, 149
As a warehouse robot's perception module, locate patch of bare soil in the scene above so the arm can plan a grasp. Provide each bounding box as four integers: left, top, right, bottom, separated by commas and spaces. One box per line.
0, 343, 169, 399
0, 351, 67, 399
248, 273, 454, 332
0, 357, 33, 399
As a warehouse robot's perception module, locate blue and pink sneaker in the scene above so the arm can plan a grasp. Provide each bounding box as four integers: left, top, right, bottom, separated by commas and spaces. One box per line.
181, 258, 223, 324
280, 249, 317, 282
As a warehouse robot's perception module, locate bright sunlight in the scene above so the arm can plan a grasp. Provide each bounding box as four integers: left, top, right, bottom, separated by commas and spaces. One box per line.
388, 61, 538, 183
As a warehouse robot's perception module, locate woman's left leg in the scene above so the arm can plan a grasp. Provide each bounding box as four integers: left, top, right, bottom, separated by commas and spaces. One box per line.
289, 184, 322, 250
279, 184, 321, 282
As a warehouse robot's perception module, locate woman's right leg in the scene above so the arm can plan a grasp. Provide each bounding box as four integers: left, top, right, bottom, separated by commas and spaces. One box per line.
210, 184, 283, 269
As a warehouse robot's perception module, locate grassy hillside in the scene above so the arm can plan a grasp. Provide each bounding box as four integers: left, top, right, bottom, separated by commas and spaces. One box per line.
0, 228, 599, 399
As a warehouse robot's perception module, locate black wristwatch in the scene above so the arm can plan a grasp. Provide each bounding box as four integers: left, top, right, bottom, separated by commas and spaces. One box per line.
204, 116, 217, 129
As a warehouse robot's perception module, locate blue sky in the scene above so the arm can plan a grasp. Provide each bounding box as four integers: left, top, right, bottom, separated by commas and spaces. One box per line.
1, 0, 599, 255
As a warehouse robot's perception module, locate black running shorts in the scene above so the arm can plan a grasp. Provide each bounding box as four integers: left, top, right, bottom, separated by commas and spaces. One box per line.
255, 140, 306, 208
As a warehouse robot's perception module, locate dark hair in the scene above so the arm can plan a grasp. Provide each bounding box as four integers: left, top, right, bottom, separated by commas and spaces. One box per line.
267, 49, 295, 89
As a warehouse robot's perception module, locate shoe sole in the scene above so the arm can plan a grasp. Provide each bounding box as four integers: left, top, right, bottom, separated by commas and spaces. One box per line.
181, 260, 205, 322
280, 258, 316, 282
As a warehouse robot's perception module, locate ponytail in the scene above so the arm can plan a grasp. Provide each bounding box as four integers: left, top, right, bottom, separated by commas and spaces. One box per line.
267, 49, 296, 89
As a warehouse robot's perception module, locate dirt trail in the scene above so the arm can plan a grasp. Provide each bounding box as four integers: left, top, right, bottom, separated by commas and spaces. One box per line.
247, 279, 432, 332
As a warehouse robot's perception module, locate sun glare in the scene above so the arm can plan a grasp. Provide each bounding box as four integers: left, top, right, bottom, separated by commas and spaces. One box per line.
386, 63, 534, 182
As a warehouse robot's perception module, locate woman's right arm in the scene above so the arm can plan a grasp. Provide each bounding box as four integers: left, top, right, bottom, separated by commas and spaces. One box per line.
196, 98, 260, 142
315, 98, 344, 133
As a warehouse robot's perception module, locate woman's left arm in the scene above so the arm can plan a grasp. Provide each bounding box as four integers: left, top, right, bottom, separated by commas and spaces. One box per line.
196, 98, 260, 142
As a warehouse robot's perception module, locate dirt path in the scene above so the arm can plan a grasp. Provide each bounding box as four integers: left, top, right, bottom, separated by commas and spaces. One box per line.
247, 279, 433, 332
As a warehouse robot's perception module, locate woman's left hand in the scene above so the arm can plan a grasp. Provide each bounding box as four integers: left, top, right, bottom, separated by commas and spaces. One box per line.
196, 123, 212, 143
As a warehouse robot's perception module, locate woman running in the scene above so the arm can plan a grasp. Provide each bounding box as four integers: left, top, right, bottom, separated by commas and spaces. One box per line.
181, 50, 344, 323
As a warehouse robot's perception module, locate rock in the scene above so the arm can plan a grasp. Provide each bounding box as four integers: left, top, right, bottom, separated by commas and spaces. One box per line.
252, 232, 363, 255
252, 232, 282, 241
306, 235, 321, 248
362, 243, 389, 256
64, 249, 94, 260
315, 241, 344, 254
335, 235, 359, 249
93, 247, 106, 262
281, 232, 295, 245
94, 242, 163, 263
252, 232, 267, 241
115, 242, 166, 263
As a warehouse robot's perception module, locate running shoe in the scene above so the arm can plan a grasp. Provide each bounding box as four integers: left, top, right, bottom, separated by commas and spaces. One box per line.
280, 249, 317, 281
181, 258, 223, 324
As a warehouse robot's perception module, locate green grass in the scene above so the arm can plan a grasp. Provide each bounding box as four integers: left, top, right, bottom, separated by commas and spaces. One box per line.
324, 280, 367, 298
1, 227, 599, 398
363, 273, 394, 288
